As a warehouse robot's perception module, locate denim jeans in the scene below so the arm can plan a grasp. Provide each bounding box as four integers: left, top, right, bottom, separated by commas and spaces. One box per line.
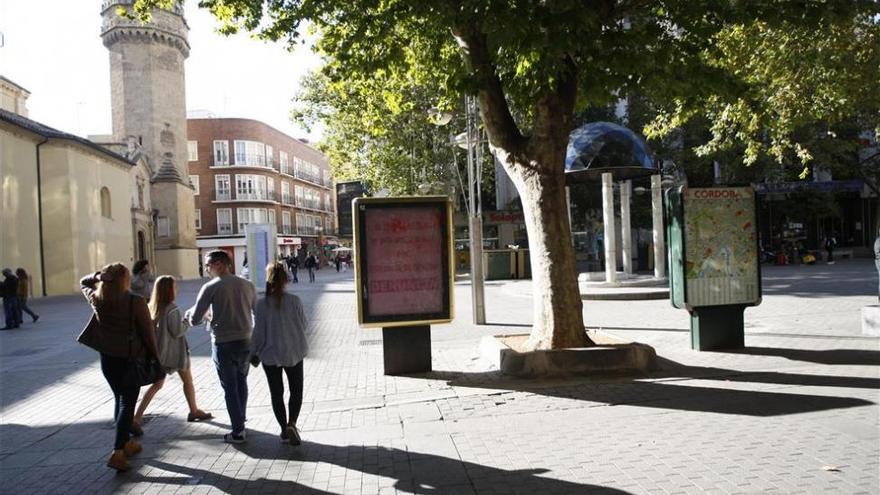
3, 296, 21, 328
100, 353, 140, 450
212, 339, 251, 434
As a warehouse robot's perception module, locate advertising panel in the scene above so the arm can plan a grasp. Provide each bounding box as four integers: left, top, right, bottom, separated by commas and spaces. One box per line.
668, 186, 761, 309
336, 181, 369, 238
354, 196, 453, 327
245, 223, 276, 290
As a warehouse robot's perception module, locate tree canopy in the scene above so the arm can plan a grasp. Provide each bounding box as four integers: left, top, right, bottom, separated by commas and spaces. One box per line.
132, 0, 879, 350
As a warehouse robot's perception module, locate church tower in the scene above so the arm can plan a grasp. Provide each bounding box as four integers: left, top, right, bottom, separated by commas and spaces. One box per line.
101, 0, 198, 278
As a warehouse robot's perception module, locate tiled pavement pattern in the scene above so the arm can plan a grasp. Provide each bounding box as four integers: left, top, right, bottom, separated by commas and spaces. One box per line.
1, 260, 878, 494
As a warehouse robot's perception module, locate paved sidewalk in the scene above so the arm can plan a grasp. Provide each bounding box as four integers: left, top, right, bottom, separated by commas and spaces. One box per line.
1, 260, 878, 494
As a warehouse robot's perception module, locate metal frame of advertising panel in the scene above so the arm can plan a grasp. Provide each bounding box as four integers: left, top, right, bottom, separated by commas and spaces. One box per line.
353, 196, 454, 328
245, 223, 276, 291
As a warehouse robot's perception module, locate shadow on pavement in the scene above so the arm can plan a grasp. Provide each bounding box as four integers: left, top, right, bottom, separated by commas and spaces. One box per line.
135, 435, 634, 495
0, 420, 632, 494
722, 347, 880, 365
412, 364, 876, 417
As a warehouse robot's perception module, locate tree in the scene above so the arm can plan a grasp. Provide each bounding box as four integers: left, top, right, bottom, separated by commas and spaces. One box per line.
133, 0, 878, 351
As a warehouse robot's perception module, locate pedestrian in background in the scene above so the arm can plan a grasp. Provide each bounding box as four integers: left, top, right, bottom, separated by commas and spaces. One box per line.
287, 255, 300, 283
304, 253, 317, 283
185, 250, 256, 444
874, 229, 880, 302
251, 262, 309, 445
15, 268, 39, 323
131, 275, 213, 435
131, 260, 155, 301
1, 268, 22, 330
79, 264, 159, 472
824, 234, 837, 264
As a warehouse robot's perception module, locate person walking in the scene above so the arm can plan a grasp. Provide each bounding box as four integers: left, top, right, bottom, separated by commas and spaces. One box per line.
1, 268, 22, 330
335, 256, 341, 272
304, 253, 317, 283
287, 255, 300, 283
251, 262, 309, 445
15, 268, 39, 323
131, 276, 213, 434
874, 230, 880, 302
79, 264, 159, 472
824, 234, 838, 264
185, 250, 256, 444
131, 260, 155, 302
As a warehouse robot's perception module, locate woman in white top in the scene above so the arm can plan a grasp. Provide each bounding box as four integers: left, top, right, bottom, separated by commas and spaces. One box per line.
132, 275, 212, 434
252, 262, 309, 445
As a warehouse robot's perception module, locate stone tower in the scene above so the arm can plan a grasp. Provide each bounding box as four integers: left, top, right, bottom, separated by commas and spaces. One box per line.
101, 0, 198, 278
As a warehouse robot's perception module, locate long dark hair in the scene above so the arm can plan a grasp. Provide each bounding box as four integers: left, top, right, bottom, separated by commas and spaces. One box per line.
132, 259, 149, 276
265, 262, 288, 307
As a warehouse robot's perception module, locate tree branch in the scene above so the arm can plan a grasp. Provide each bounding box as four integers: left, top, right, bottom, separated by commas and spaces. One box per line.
451, 23, 524, 155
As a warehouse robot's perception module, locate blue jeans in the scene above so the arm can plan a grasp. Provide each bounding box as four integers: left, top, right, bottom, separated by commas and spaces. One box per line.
212, 339, 251, 434
100, 353, 140, 450
3, 296, 21, 328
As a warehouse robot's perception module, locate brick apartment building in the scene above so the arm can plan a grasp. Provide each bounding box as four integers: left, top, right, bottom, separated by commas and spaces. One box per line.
187, 117, 337, 274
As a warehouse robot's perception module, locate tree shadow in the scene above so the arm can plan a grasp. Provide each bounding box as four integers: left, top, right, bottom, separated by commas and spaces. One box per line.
721, 347, 880, 366
403, 358, 876, 417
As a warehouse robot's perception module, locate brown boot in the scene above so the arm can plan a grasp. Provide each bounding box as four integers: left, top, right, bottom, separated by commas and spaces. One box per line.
107, 451, 130, 472
123, 440, 142, 457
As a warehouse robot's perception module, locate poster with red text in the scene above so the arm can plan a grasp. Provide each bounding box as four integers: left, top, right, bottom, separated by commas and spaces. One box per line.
365, 207, 443, 315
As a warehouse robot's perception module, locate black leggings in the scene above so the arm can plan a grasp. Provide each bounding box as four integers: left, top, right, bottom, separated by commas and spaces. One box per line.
100, 353, 140, 450
262, 361, 304, 431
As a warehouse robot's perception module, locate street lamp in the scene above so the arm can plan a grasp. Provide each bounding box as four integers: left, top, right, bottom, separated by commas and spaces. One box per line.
431, 97, 486, 324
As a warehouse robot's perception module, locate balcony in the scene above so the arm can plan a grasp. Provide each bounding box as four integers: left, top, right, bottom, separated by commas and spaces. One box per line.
267, 191, 278, 202
299, 199, 322, 211
236, 192, 275, 202
281, 225, 294, 235
234, 153, 268, 168
280, 164, 294, 176
218, 223, 233, 235
281, 193, 292, 205
296, 225, 323, 236
216, 191, 231, 201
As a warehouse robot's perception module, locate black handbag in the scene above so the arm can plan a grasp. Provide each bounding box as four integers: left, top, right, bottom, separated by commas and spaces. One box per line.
123, 295, 165, 387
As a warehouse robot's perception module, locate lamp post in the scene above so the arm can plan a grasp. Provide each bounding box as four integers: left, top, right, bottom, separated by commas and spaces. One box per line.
431, 96, 486, 324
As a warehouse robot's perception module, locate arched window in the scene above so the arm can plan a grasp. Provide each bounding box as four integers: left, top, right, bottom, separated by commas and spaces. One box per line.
100, 187, 112, 218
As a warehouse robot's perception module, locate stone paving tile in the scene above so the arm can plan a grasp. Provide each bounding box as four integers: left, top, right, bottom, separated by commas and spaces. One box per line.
2, 265, 879, 494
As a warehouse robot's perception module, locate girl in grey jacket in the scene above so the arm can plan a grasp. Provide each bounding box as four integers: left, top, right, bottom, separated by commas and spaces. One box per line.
132, 276, 212, 434
252, 262, 309, 445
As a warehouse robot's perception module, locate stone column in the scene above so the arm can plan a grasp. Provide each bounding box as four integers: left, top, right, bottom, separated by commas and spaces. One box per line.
602, 173, 617, 283
651, 174, 666, 278
620, 179, 632, 276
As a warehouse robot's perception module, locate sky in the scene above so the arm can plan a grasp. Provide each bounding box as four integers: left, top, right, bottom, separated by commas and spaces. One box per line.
0, 0, 323, 141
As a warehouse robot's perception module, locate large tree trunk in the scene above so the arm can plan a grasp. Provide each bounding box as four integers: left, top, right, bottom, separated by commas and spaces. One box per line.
498, 148, 591, 350
453, 24, 593, 350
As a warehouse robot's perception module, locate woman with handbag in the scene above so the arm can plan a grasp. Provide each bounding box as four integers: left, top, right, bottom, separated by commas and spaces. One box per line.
79, 263, 161, 472
251, 262, 309, 445
131, 276, 212, 433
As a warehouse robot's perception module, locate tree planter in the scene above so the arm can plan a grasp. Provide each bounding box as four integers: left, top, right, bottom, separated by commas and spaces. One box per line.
480, 330, 656, 378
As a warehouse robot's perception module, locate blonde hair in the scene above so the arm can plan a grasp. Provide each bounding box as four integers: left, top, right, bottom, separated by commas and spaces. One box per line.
265, 262, 288, 307
95, 263, 131, 305
148, 275, 176, 320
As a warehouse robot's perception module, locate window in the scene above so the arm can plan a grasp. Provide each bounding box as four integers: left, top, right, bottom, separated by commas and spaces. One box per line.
281, 181, 291, 204
268, 208, 276, 228
237, 207, 268, 233
323, 169, 331, 186
187, 140, 198, 161
195, 209, 201, 230
215, 175, 231, 200
217, 208, 233, 235
282, 211, 292, 234
213, 140, 229, 166
100, 187, 112, 218
234, 140, 266, 167
235, 174, 268, 200
267, 177, 276, 201
157, 217, 170, 237
294, 185, 304, 206
190, 174, 199, 195
280, 151, 290, 174
265, 145, 274, 168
